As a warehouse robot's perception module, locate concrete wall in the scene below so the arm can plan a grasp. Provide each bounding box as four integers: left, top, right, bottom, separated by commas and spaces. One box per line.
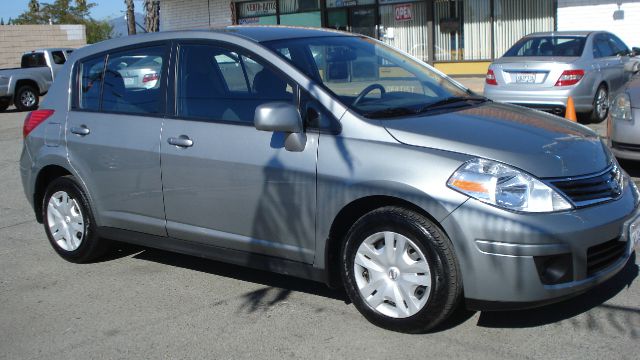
159, 0, 232, 31
0, 24, 86, 69
558, 0, 640, 48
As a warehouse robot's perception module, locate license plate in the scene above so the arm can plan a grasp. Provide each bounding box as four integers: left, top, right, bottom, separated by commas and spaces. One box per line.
515, 73, 536, 83
124, 77, 135, 86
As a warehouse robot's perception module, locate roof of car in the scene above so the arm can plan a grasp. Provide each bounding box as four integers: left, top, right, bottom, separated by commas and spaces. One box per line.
526, 31, 595, 37
212, 25, 354, 42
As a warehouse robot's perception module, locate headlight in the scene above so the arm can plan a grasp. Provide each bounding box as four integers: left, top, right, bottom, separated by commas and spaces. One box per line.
610, 93, 633, 122
447, 158, 573, 212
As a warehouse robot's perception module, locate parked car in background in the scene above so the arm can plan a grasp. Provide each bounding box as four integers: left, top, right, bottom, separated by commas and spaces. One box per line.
112, 55, 162, 89
485, 31, 636, 122
0, 48, 73, 111
609, 72, 640, 161
20, 27, 640, 333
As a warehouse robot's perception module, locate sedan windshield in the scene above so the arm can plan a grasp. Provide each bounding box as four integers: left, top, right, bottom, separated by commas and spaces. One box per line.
263, 36, 477, 118
503, 36, 586, 57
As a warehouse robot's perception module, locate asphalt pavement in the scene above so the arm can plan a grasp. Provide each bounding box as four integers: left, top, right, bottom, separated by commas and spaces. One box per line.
1, 109, 639, 359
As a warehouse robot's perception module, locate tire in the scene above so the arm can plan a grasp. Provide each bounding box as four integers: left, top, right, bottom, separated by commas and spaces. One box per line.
341, 206, 462, 333
14, 85, 39, 112
590, 84, 608, 123
42, 176, 109, 263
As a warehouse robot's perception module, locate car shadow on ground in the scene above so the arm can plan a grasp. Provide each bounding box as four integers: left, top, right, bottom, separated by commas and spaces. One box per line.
113, 242, 349, 303
476, 254, 638, 328
619, 159, 640, 178
104, 242, 637, 331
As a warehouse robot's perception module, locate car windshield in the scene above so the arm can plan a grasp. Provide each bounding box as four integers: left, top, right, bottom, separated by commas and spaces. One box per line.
504, 36, 586, 57
263, 36, 477, 119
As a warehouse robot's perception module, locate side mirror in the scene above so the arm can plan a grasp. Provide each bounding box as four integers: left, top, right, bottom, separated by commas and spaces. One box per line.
254, 102, 306, 152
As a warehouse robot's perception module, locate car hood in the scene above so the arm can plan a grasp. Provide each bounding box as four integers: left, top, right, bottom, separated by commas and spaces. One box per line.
382, 102, 611, 178
624, 73, 640, 106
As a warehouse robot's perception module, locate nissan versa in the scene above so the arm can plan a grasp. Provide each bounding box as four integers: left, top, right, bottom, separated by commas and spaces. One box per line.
20, 27, 640, 333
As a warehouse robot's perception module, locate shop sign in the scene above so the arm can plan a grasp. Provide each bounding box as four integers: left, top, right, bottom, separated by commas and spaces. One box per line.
239, 17, 260, 24
394, 4, 413, 21
239, 1, 277, 17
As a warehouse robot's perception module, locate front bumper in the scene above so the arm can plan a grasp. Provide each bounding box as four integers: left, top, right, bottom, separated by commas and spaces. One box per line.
484, 86, 593, 114
441, 178, 639, 308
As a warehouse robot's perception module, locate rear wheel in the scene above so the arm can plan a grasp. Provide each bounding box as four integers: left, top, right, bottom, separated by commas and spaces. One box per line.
43, 176, 109, 263
590, 84, 608, 123
341, 207, 462, 333
14, 85, 39, 112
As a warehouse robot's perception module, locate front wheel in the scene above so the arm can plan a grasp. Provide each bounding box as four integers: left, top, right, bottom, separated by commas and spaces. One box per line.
341, 207, 462, 333
14, 85, 39, 112
42, 176, 109, 263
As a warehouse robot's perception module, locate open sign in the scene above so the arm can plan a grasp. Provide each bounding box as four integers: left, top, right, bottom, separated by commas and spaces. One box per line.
394, 4, 413, 21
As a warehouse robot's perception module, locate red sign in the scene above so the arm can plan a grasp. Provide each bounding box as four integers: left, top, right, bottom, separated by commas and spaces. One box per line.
394, 4, 413, 22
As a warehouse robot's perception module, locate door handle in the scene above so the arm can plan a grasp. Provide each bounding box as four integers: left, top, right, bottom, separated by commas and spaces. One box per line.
168, 135, 193, 148
70, 125, 90, 136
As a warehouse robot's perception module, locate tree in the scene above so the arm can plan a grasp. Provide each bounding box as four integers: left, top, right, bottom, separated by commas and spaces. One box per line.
13, 0, 112, 44
125, 0, 136, 35
144, 0, 159, 33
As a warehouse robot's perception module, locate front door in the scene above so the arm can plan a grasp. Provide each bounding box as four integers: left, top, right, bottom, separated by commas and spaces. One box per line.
160, 42, 318, 263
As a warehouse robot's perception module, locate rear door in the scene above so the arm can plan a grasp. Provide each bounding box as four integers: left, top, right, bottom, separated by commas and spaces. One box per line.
159, 41, 318, 263
66, 43, 169, 236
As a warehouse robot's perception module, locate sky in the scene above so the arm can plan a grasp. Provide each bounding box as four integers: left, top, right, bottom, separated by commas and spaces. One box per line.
0, 0, 145, 22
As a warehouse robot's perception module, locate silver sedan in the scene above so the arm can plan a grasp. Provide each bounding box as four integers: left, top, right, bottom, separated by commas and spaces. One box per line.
485, 31, 635, 122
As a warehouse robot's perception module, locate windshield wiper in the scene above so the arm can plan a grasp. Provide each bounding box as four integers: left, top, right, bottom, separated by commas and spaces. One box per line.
417, 96, 489, 113
363, 107, 418, 119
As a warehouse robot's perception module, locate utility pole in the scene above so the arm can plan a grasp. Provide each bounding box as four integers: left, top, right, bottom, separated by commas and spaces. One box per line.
125, 0, 136, 35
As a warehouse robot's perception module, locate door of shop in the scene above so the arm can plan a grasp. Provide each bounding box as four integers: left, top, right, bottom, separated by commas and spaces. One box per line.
327, 6, 377, 38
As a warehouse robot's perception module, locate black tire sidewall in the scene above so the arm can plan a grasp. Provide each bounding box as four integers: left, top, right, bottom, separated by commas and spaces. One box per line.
15, 85, 39, 111
42, 176, 101, 263
340, 207, 459, 333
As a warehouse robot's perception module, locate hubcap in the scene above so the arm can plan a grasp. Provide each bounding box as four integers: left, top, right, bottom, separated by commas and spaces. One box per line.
46, 191, 84, 251
595, 88, 608, 119
21, 90, 36, 107
354, 231, 431, 318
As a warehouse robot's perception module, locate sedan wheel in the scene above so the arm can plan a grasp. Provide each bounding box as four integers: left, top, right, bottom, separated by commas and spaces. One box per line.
354, 231, 431, 318
592, 85, 609, 123
46, 190, 85, 251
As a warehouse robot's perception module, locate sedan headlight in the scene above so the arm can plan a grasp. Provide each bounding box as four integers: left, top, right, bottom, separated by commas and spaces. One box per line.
447, 158, 573, 212
610, 93, 633, 122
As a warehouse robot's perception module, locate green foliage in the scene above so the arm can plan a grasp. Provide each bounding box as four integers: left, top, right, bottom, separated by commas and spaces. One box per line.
13, 0, 113, 44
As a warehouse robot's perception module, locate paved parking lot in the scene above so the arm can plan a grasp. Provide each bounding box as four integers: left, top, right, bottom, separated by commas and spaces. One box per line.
1, 109, 639, 359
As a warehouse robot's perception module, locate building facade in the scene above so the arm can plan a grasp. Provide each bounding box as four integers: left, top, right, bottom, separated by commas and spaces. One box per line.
158, 0, 640, 75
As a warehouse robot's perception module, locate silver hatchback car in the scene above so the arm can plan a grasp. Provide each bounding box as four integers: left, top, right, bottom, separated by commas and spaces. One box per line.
20, 27, 640, 333
485, 31, 635, 122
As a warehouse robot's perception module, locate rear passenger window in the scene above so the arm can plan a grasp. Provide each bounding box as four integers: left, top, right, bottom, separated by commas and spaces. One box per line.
79, 56, 106, 111
177, 44, 294, 123
52, 51, 66, 65
102, 46, 165, 114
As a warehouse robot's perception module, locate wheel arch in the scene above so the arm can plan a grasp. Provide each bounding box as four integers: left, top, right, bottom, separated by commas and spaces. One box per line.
33, 165, 72, 223
14, 79, 41, 96
323, 195, 449, 289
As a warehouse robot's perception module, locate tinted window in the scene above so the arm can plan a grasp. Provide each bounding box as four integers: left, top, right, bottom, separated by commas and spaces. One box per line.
177, 44, 294, 123
52, 51, 66, 65
79, 56, 106, 111
503, 36, 586, 57
21, 53, 47, 68
609, 34, 629, 55
593, 35, 615, 58
102, 46, 165, 114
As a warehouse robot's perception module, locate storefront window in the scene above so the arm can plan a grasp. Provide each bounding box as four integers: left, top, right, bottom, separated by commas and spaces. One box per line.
279, 0, 321, 27
380, 1, 429, 62
493, 0, 554, 58
434, 0, 462, 61
326, 0, 375, 8
237, 0, 278, 24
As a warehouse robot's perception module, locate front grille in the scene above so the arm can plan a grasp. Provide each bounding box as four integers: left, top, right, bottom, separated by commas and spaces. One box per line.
586, 238, 627, 276
612, 141, 640, 152
549, 165, 622, 207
